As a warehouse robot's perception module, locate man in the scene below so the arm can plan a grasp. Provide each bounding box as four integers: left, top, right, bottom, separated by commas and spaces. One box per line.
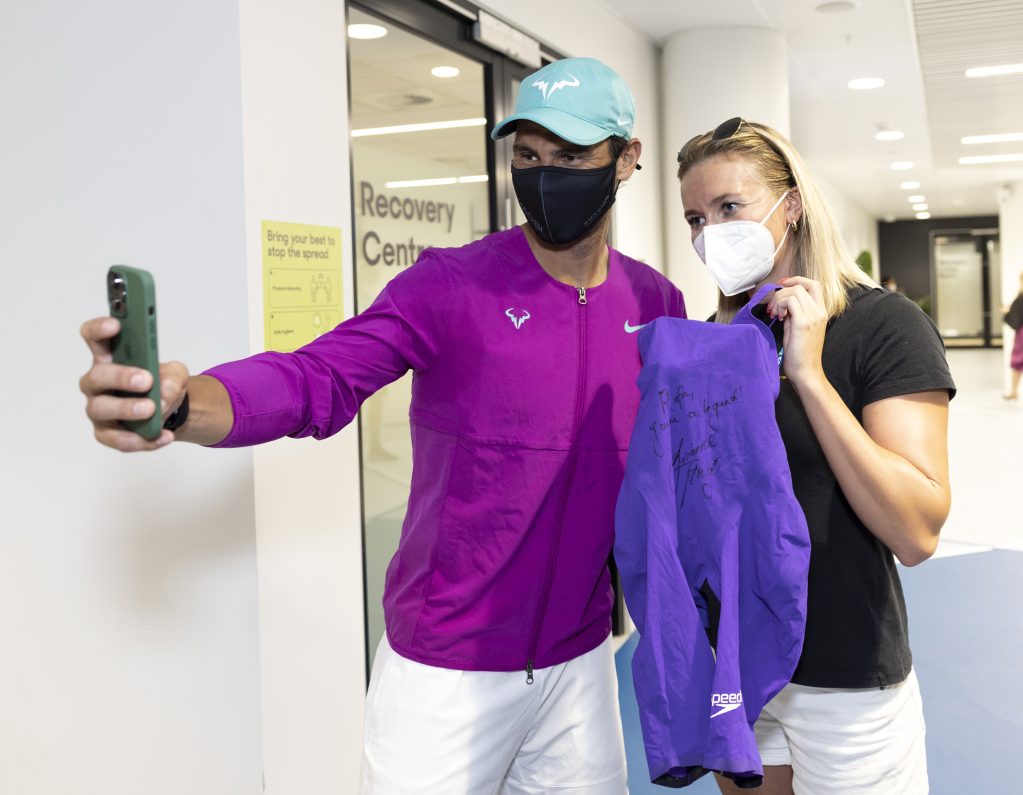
80, 57, 686, 793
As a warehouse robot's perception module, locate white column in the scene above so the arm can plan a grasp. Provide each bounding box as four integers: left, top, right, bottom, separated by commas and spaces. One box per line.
999, 182, 1023, 393
238, 0, 366, 791
661, 27, 789, 320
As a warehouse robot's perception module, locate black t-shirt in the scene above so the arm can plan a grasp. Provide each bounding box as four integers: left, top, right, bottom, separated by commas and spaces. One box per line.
755, 286, 956, 688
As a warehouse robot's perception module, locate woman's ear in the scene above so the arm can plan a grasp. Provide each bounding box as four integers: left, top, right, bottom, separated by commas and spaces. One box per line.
786, 186, 804, 226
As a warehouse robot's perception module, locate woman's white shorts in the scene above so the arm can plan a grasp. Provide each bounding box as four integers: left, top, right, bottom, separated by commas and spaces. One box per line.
756, 668, 928, 794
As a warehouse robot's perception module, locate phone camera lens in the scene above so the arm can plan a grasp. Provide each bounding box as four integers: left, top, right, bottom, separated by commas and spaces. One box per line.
107, 273, 128, 315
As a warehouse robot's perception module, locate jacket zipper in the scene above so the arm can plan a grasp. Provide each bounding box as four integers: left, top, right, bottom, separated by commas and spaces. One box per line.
524, 284, 589, 683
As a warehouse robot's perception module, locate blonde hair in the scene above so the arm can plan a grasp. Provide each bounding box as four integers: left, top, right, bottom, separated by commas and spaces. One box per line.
676, 119, 876, 322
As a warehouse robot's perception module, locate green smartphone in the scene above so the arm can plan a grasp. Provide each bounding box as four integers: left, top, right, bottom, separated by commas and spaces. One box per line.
107, 265, 162, 439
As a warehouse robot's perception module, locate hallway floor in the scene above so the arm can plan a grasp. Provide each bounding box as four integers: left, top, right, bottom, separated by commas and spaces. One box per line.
615, 348, 1023, 793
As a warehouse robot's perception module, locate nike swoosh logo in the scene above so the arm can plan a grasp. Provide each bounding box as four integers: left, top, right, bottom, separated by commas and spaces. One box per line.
624, 321, 645, 333
618, 116, 631, 126
710, 702, 743, 719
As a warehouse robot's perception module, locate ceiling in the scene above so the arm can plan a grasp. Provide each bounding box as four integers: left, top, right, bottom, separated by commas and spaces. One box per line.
596, 0, 1023, 220
348, 7, 488, 175
347, 1, 1023, 221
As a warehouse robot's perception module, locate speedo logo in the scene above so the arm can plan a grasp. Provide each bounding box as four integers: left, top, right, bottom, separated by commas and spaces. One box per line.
710, 691, 743, 718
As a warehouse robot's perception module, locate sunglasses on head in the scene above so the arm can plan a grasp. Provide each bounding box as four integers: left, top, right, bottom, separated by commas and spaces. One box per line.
712, 116, 746, 140
676, 117, 747, 162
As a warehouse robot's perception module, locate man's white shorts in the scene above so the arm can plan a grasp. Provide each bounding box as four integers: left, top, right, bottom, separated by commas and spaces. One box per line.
360, 635, 628, 794
756, 668, 928, 794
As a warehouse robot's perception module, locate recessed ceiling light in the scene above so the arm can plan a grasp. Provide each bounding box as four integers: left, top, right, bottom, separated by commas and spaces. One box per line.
351, 117, 487, 137
958, 153, 1023, 165
890, 161, 914, 170
431, 66, 460, 78
961, 132, 1023, 145
915, 212, 931, 220
385, 177, 457, 189
348, 23, 388, 39
875, 130, 904, 141
849, 77, 885, 90
907, 194, 925, 202
815, 0, 858, 11
900, 181, 921, 190
384, 174, 489, 189
912, 203, 929, 211
965, 63, 1023, 78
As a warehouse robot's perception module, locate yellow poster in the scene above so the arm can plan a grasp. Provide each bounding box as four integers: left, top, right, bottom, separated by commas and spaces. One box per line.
262, 220, 343, 352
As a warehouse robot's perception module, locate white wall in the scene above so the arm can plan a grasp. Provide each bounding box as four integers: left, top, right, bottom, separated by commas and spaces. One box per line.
0, 2, 261, 793
237, 0, 366, 791
478, 0, 665, 269
815, 172, 880, 280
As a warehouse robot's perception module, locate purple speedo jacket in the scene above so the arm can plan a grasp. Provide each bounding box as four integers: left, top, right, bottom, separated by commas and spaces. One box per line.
204, 226, 686, 675
614, 286, 810, 786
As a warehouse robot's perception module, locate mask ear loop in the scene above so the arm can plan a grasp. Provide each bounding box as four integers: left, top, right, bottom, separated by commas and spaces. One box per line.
762, 190, 793, 260
759, 190, 790, 225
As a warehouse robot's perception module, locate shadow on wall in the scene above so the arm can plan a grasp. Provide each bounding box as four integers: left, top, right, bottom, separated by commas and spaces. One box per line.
112, 465, 256, 615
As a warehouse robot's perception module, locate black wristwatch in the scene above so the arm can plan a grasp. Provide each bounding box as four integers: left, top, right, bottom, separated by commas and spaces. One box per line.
163, 392, 190, 431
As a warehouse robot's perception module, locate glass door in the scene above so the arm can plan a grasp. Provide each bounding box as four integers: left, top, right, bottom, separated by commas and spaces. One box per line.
932, 230, 1001, 347
934, 237, 984, 340
348, 5, 491, 669
491, 64, 534, 230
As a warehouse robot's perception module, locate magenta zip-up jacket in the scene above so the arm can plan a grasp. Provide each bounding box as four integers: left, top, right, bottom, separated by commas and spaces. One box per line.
205, 226, 687, 673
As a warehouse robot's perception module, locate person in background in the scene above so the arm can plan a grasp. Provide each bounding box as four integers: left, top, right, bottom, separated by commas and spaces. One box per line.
880, 274, 899, 292
1002, 271, 1023, 400
78, 57, 686, 794
676, 117, 955, 795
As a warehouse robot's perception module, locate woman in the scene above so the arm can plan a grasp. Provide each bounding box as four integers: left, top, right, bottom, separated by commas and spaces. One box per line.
676, 117, 955, 794
1003, 272, 1023, 400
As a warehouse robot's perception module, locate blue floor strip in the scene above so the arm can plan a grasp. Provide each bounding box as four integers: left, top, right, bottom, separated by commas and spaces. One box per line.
615, 549, 1023, 794
901, 549, 1022, 793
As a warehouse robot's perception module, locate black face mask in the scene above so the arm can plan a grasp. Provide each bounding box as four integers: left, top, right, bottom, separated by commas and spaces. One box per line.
511, 162, 618, 245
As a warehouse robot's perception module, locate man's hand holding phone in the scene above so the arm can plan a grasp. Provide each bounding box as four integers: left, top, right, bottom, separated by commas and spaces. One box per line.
79, 316, 189, 452
81, 265, 233, 451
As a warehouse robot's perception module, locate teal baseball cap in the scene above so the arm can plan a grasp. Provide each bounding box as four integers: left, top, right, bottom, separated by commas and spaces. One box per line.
491, 57, 636, 145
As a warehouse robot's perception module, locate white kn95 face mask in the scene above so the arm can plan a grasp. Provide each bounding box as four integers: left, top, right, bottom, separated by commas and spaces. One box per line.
693, 190, 791, 296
